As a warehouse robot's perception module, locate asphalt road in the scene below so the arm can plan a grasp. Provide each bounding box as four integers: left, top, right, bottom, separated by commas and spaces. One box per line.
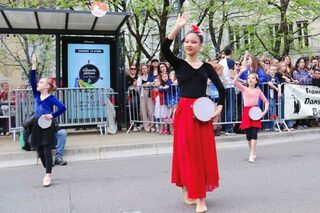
1, 139, 319, 213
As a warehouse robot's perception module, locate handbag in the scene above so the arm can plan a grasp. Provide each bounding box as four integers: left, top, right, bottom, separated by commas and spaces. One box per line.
22, 113, 35, 129
53, 118, 60, 132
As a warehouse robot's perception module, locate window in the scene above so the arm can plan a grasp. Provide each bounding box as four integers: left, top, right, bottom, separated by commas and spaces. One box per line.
296, 21, 309, 48
229, 26, 241, 50
243, 25, 255, 47
269, 24, 280, 48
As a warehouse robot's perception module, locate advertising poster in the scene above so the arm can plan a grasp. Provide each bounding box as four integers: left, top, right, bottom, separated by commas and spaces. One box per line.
67, 43, 110, 88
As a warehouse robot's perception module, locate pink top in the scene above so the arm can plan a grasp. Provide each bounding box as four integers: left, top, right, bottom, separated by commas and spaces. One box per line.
234, 81, 268, 107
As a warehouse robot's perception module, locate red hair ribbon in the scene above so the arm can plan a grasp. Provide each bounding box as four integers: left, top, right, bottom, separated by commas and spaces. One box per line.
191, 25, 201, 34
48, 78, 56, 86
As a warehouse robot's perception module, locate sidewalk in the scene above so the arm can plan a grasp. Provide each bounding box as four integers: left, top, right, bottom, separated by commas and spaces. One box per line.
1, 128, 319, 168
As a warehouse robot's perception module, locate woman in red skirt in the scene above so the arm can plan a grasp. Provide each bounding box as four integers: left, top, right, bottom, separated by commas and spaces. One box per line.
234, 61, 269, 163
161, 13, 225, 213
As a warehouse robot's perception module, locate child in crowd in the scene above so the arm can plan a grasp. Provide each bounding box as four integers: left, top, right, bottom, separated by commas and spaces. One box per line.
163, 71, 180, 134
266, 64, 282, 129
234, 67, 269, 163
152, 78, 169, 135
166, 71, 180, 120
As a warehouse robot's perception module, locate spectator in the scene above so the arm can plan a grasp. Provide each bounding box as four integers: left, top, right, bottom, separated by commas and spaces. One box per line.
261, 59, 270, 72
280, 61, 298, 84
137, 64, 154, 132
164, 61, 172, 71
0, 82, 13, 136
148, 58, 160, 82
126, 64, 141, 132
279, 61, 296, 130
126, 65, 138, 87
293, 57, 312, 128
166, 71, 180, 129
159, 62, 170, 75
155, 74, 171, 135
293, 57, 313, 85
312, 68, 320, 87
310, 57, 319, 70
240, 54, 268, 84
234, 60, 244, 133
0, 82, 9, 102
266, 64, 282, 130
282, 55, 293, 71
219, 45, 236, 135
270, 58, 279, 66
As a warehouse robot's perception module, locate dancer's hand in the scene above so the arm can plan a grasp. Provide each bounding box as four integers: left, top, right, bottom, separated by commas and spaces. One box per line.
44, 114, 53, 120
211, 105, 223, 119
168, 12, 188, 40
31, 54, 37, 70
176, 12, 188, 28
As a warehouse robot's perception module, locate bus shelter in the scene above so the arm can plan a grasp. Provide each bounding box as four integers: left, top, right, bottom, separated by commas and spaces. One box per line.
0, 7, 130, 134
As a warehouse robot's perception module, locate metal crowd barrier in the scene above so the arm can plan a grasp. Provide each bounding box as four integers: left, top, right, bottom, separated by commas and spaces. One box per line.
126, 82, 289, 133
8, 87, 117, 140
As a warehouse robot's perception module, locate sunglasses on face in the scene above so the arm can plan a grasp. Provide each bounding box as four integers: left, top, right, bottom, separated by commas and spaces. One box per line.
130, 67, 136, 70
235, 63, 240, 65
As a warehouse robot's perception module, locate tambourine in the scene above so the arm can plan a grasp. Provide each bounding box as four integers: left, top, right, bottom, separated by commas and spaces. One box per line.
38, 115, 52, 129
249, 107, 263, 121
193, 97, 215, 122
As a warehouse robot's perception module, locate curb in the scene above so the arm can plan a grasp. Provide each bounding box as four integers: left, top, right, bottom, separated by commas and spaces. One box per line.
1, 128, 319, 168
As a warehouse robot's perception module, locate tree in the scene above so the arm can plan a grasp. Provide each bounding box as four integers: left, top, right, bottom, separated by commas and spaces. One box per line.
188, 0, 264, 59
111, 0, 186, 65
253, 0, 320, 59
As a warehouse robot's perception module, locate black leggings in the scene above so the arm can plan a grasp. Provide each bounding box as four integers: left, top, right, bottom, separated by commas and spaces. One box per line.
245, 127, 259, 141
37, 145, 53, 173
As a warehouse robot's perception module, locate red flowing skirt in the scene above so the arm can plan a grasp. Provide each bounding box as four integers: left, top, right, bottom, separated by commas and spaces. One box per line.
240, 106, 262, 130
172, 97, 219, 199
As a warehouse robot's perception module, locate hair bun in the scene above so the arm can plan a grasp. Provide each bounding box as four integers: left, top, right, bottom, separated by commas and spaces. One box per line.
48, 78, 57, 92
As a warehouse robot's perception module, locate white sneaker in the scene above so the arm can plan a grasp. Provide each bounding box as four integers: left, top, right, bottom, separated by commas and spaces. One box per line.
249, 155, 255, 163
225, 132, 236, 136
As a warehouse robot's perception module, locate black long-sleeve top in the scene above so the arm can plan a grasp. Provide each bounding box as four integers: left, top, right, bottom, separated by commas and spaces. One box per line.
161, 38, 225, 105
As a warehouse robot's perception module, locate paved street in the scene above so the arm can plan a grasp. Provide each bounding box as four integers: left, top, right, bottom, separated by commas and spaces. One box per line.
0, 138, 319, 213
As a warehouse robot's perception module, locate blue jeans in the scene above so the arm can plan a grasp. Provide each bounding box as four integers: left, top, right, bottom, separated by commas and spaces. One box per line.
222, 88, 236, 132
269, 98, 276, 115
55, 129, 67, 159
264, 98, 276, 129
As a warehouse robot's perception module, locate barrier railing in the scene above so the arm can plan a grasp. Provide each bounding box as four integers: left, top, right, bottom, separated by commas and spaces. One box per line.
8, 87, 117, 140
126, 82, 289, 133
